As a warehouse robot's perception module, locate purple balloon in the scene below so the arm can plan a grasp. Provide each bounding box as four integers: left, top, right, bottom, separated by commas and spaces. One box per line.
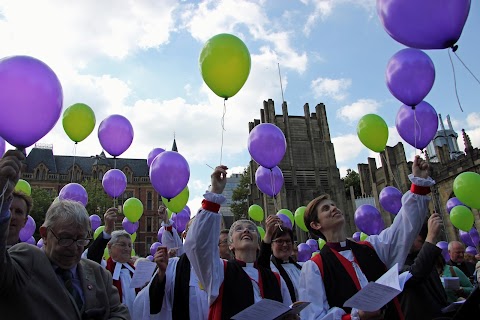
248, 123, 286, 169
19, 215, 36, 242
89, 214, 101, 231
469, 228, 480, 246
122, 217, 139, 234
297, 243, 313, 262
354, 205, 385, 236
150, 242, 162, 256
386, 48, 435, 107
459, 227, 480, 247
446, 197, 466, 214
466, 246, 477, 255
255, 166, 284, 197
352, 231, 361, 242
377, 0, 471, 49
306, 239, 319, 252
0, 136, 5, 157
437, 241, 450, 262
172, 210, 190, 233
98, 115, 134, 157
59, 183, 88, 206
150, 151, 190, 199
37, 238, 44, 248
183, 205, 191, 218
157, 226, 165, 242
102, 169, 127, 198
0, 56, 63, 149
396, 101, 438, 150
276, 213, 293, 230
146, 255, 154, 262
379, 186, 403, 215
147, 148, 165, 167
25, 236, 36, 245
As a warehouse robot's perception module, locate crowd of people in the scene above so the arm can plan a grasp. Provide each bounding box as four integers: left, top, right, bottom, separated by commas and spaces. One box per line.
1, 149, 479, 319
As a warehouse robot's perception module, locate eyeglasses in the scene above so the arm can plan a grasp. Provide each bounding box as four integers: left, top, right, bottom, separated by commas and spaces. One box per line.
48, 228, 92, 247
272, 239, 293, 246
233, 225, 257, 233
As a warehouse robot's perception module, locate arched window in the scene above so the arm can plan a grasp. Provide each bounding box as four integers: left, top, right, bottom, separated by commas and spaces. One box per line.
35, 170, 40, 180
98, 171, 103, 180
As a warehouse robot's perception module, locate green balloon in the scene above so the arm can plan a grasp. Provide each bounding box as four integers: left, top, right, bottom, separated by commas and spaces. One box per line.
167, 208, 173, 220
278, 209, 294, 225
94, 226, 105, 240
15, 179, 31, 196
311, 251, 320, 258
162, 186, 189, 213
450, 206, 474, 232
131, 248, 136, 257
123, 197, 143, 223
199, 33, 251, 99
360, 232, 368, 241
318, 238, 326, 250
131, 232, 137, 243
294, 206, 308, 232
453, 172, 480, 209
62, 103, 96, 143
248, 204, 264, 222
257, 226, 265, 241
357, 114, 388, 153
103, 247, 110, 260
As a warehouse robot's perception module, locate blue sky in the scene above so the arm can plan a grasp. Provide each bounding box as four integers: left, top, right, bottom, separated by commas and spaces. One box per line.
1, 0, 479, 211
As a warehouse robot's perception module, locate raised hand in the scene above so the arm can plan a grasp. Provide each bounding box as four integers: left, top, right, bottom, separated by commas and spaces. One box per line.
154, 246, 168, 281
264, 215, 282, 244
104, 207, 118, 234
0, 150, 25, 200
210, 165, 228, 194
412, 155, 429, 179
425, 213, 443, 244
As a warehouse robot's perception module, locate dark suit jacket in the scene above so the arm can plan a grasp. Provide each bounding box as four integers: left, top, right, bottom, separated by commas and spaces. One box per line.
0, 218, 130, 320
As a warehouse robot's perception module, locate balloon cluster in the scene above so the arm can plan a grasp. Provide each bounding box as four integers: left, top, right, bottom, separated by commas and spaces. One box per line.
450, 172, 480, 231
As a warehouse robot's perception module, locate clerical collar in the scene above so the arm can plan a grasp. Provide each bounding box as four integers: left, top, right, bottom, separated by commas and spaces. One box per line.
326, 241, 351, 252
234, 259, 256, 268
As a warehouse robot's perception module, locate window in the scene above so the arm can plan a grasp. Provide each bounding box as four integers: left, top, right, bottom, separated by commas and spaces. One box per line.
146, 217, 152, 232
98, 171, 103, 180
147, 192, 152, 210
145, 236, 153, 253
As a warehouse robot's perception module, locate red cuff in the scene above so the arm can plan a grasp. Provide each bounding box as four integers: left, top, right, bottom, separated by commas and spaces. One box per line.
341, 315, 352, 320
202, 199, 221, 213
165, 226, 173, 232
410, 184, 431, 195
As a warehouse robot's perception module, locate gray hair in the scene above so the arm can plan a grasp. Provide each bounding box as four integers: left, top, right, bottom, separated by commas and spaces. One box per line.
42, 200, 91, 234
448, 240, 464, 251
108, 230, 131, 245
228, 219, 258, 244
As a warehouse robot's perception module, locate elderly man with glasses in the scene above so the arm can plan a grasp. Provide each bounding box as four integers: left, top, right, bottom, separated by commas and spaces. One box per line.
0, 149, 130, 320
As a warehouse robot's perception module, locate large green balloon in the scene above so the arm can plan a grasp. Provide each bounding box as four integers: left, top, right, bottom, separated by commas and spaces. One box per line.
453, 172, 480, 209
357, 114, 388, 153
450, 206, 474, 232
162, 186, 189, 213
294, 206, 308, 232
248, 204, 264, 222
199, 33, 251, 99
94, 226, 105, 239
278, 209, 294, 225
257, 226, 265, 241
62, 103, 96, 143
123, 197, 143, 223
15, 179, 31, 196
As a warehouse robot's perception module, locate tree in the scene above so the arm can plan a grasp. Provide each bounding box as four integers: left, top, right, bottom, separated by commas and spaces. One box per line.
342, 169, 361, 198
30, 187, 57, 240
231, 167, 250, 221
81, 177, 114, 217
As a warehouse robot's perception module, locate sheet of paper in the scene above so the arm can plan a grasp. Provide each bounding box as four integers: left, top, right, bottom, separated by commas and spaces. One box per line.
441, 300, 465, 313
129, 260, 157, 288
231, 299, 290, 320
442, 277, 460, 290
375, 263, 400, 290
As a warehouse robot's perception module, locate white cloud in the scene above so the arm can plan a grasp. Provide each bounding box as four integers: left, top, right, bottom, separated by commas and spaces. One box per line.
228, 166, 247, 176
311, 77, 351, 101
466, 112, 480, 129
337, 99, 380, 123
339, 166, 349, 178
332, 134, 364, 163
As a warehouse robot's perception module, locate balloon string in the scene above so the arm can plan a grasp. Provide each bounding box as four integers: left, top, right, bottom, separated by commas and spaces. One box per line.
447, 49, 464, 112
220, 100, 227, 165
0, 181, 9, 212
113, 157, 117, 208
413, 108, 422, 155
453, 51, 480, 85
270, 169, 278, 212
71, 143, 77, 183
380, 153, 401, 190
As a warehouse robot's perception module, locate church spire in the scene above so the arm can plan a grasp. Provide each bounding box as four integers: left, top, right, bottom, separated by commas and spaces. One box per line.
172, 132, 178, 152
462, 129, 473, 155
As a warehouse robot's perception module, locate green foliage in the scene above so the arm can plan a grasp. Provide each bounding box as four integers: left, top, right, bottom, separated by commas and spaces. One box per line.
231, 167, 250, 221
81, 178, 114, 217
342, 169, 362, 198
30, 187, 57, 239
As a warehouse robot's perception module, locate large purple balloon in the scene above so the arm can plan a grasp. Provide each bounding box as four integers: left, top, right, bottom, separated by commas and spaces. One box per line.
98, 115, 134, 157
102, 169, 127, 198
379, 186, 403, 215
172, 209, 190, 233
147, 148, 165, 167
446, 197, 466, 214
150, 242, 162, 256
466, 246, 477, 256
59, 183, 88, 206
437, 241, 450, 261
306, 239, 319, 252
255, 166, 284, 197
0, 136, 5, 157
459, 227, 480, 247
248, 123, 286, 169
354, 205, 385, 236
19, 215, 36, 242
277, 213, 293, 230
396, 101, 438, 150
90, 214, 101, 231
150, 151, 190, 199
386, 48, 435, 107
122, 217, 139, 234
0, 56, 63, 149
297, 243, 313, 262
377, 0, 471, 49
352, 231, 361, 242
